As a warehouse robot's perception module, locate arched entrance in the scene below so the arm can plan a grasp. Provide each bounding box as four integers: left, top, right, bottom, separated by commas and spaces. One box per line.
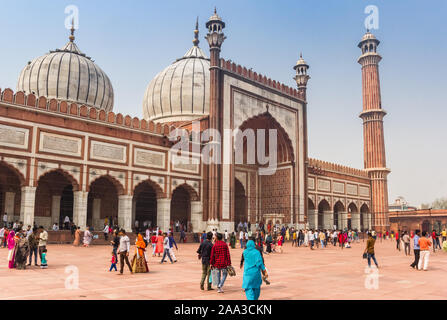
234, 178, 247, 231
334, 201, 345, 230
360, 204, 370, 231
133, 181, 158, 232
308, 198, 316, 229
318, 199, 330, 230
235, 112, 295, 226
348, 203, 359, 231
35, 170, 76, 229
87, 176, 121, 230
422, 220, 430, 233
0, 162, 23, 226
171, 185, 191, 232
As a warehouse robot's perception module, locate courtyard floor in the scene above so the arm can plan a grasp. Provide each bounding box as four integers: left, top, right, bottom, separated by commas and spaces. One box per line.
0, 239, 446, 300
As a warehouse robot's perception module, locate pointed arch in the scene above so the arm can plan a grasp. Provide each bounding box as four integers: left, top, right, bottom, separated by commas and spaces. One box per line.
134, 179, 165, 198
37, 168, 79, 191
171, 183, 199, 201
88, 174, 124, 195
0, 160, 26, 186
238, 111, 294, 164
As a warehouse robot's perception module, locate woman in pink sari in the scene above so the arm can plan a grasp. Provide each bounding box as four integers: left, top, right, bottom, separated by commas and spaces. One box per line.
7, 230, 17, 269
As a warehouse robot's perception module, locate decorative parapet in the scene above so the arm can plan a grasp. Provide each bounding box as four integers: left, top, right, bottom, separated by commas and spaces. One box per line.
219, 58, 305, 101
308, 157, 369, 178
0, 88, 181, 137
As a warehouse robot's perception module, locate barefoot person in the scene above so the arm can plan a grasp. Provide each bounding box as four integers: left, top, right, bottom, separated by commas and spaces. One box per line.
241, 240, 268, 300
131, 233, 149, 273
364, 231, 379, 268
210, 233, 232, 293
197, 231, 214, 291
73, 227, 81, 246
117, 229, 133, 275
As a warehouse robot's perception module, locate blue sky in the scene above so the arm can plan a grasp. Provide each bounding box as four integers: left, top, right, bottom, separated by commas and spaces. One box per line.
0, 0, 446, 207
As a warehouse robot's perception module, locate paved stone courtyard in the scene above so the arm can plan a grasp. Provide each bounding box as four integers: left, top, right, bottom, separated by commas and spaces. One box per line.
0, 239, 446, 300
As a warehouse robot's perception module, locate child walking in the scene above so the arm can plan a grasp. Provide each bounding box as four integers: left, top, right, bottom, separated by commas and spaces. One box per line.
40, 249, 48, 269
109, 251, 117, 271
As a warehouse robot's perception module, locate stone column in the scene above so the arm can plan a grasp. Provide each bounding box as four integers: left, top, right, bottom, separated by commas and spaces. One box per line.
157, 198, 171, 232
190, 200, 203, 232
4, 192, 16, 222
308, 209, 318, 229
131, 198, 136, 227
118, 195, 132, 232
20, 187, 36, 228
351, 213, 361, 231
51, 195, 61, 225
73, 191, 88, 230
339, 212, 348, 231
323, 211, 333, 230
92, 198, 101, 230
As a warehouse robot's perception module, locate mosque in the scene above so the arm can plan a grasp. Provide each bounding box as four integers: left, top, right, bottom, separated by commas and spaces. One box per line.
0, 9, 390, 233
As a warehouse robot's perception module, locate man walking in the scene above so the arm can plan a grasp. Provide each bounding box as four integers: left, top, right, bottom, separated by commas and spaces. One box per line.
410, 230, 421, 269
396, 230, 400, 251
160, 232, 174, 263
210, 233, 232, 293
197, 231, 214, 291
117, 229, 133, 275
418, 231, 431, 271
402, 231, 411, 256
364, 231, 379, 268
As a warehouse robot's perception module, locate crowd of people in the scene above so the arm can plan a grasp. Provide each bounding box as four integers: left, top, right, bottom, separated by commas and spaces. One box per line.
0, 224, 48, 270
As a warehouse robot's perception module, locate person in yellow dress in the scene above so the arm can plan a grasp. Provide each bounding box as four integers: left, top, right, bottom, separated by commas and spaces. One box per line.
131, 233, 149, 273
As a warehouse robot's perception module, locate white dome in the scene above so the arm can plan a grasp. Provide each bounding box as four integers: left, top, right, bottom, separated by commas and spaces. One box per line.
143, 45, 210, 123
17, 37, 114, 111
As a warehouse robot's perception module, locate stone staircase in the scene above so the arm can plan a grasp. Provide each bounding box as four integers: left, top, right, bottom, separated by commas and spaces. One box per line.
48, 231, 200, 245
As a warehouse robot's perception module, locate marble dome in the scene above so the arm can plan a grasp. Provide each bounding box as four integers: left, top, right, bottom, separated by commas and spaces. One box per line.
143, 23, 210, 123
17, 29, 114, 111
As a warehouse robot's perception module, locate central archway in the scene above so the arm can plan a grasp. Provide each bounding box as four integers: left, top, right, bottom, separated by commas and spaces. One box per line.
0, 162, 24, 226
171, 185, 192, 232
234, 178, 247, 231
35, 169, 77, 229
87, 176, 121, 230
235, 112, 295, 226
318, 199, 330, 230
334, 201, 345, 230
133, 181, 158, 232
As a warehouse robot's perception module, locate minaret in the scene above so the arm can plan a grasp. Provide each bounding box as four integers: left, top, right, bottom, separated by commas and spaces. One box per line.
205, 8, 226, 223
358, 31, 390, 232
293, 53, 310, 99
294, 53, 310, 227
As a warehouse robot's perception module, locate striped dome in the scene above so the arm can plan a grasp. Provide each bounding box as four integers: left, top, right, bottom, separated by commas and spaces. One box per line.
143, 44, 210, 123
17, 36, 114, 111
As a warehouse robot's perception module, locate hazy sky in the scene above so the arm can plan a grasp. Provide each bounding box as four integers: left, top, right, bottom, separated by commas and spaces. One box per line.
0, 0, 446, 207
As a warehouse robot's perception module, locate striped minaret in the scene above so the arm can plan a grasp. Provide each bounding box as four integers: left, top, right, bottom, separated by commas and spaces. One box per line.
358, 31, 390, 232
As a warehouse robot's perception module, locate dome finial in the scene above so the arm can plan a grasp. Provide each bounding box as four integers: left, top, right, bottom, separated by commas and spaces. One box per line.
193, 16, 199, 46
69, 18, 75, 42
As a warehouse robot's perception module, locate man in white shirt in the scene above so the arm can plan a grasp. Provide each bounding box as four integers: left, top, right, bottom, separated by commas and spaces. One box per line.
239, 230, 244, 248
37, 226, 48, 265
117, 229, 133, 275
224, 230, 229, 243
52, 223, 59, 231
308, 229, 315, 250
64, 216, 70, 230
2, 213, 7, 228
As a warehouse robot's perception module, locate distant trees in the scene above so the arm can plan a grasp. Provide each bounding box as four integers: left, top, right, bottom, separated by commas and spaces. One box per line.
420, 197, 447, 209
432, 197, 447, 209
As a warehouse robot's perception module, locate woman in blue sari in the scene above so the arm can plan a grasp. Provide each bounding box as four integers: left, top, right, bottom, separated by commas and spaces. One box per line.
242, 240, 268, 300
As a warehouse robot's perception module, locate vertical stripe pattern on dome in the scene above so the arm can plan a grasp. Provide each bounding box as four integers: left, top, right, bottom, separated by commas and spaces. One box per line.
16, 35, 114, 111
